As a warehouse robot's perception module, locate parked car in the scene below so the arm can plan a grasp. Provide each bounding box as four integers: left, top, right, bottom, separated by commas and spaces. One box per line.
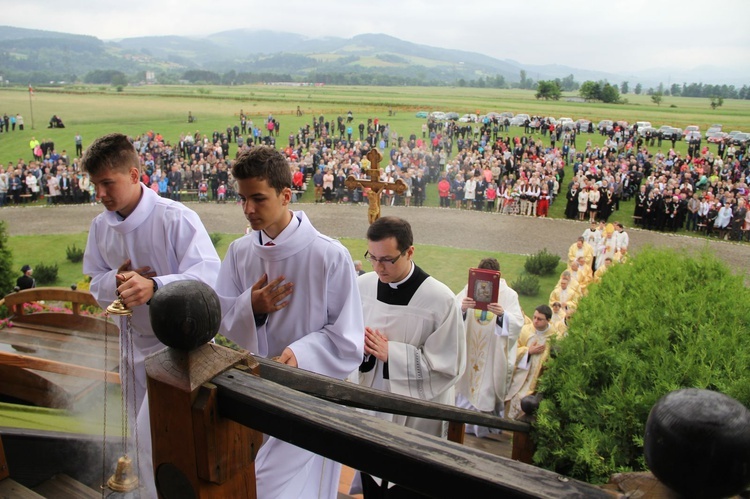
707, 131, 729, 144
685, 131, 702, 142
597, 120, 613, 132
639, 126, 658, 137
510, 114, 530, 126
658, 126, 682, 141
727, 130, 743, 140
429, 111, 447, 121
415, 111, 428, 118
459, 114, 478, 123
705, 125, 723, 139
731, 132, 750, 146
558, 118, 575, 131
635, 121, 652, 131
575, 119, 592, 132
683, 125, 700, 137
445, 112, 460, 121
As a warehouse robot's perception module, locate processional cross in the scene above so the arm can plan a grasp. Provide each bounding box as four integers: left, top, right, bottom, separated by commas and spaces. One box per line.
345, 149, 407, 224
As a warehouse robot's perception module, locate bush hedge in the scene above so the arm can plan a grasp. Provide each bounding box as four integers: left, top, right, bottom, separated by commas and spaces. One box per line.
34, 262, 59, 285
533, 247, 750, 484
0, 222, 14, 295
66, 243, 84, 263
511, 273, 540, 296
524, 248, 561, 276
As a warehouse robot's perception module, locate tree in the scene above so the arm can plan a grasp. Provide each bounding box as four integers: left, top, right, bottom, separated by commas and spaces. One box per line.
534, 248, 750, 484
559, 74, 578, 92
710, 95, 724, 110
620, 81, 629, 94
110, 73, 128, 87
579, 80, 602, 101
600, 83, 620, 103
634, 83, 642, 95
670, 83, 681, 97
0, 222, 14, 295
535, 80, 562, 100
651, 91, 663, 106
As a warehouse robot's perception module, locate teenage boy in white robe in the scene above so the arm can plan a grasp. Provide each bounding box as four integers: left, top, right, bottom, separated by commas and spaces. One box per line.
216, 146, 364, 499
83, 133, 221, 497
352, 216, 465, 497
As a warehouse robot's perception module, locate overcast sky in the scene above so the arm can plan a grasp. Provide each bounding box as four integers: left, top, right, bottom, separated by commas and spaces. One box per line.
2, 0, 749, 75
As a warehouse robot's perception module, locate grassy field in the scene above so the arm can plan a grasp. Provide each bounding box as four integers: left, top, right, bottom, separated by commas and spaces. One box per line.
6, 232, 561, 318
0, 84, 746, 314
1, 84, 748, 164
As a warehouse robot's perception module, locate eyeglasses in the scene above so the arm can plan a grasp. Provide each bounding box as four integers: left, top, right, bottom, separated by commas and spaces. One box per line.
364, 250, 406, 266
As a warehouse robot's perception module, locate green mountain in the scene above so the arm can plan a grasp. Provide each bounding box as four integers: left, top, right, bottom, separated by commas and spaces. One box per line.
0, 25, 619, 85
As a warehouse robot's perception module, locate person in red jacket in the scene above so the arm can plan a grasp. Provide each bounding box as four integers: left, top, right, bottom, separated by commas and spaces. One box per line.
437, 173, 451, 208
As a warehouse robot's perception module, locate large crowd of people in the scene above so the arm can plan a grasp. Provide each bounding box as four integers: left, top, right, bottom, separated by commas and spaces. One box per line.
1, 110, 747, 243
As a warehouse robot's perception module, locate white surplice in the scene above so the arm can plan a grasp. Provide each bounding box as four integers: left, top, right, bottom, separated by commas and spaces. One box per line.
454, 280, 524, 431
216, 210, 364, 499
354, 267, 466, 437
84, 184, 221, 496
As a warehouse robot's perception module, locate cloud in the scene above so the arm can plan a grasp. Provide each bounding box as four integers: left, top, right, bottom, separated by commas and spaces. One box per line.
1, 0, 748, 74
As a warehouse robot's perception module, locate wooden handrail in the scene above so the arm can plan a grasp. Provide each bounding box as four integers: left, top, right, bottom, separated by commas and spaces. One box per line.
3, 287, 101, 317
213, 367, 610, 498
0, 351, 120, 384
253, 356, 530, 433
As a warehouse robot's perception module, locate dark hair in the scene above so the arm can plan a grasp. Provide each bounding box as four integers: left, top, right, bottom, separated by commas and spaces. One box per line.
478, 258, 500, 271
535, 304, 553, 320
367, 216, 413, 252
81, 133, 139, 176
231, 146, 292, 194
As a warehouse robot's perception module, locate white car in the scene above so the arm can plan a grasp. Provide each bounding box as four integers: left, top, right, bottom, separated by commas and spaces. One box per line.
510, 114, 530, 126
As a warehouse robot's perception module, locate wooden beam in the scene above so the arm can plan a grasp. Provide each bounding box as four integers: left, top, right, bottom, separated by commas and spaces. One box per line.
253, 356, 530, 433
214, 368, 610, 498
0, 351, 120, 384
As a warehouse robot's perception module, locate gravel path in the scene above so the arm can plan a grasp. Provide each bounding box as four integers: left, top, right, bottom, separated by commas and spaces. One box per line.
0, 202, 747, 276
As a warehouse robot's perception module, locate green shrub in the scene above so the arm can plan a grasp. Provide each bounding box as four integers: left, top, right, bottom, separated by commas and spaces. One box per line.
66, 243, 84, 263
523, 248, 561, 276
34, 262, 59, 285
533, 247, 750, 484
510, 273, 540, 296
0, 221, 15, 295
209, 232, 222, 248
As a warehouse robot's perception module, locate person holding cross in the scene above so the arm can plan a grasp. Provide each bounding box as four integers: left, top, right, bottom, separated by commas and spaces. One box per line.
345, 149, 407, 225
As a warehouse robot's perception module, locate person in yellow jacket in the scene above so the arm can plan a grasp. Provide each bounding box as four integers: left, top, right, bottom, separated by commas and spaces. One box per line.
505, 305, 561, 419
594, 256, 614, 282
567, 236, 594, 268
549, 276, 581, 310
567, 257, 593, 294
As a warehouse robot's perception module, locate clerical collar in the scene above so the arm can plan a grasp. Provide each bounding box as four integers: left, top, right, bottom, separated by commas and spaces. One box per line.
376, 264, 429, 306
259, 211, 299, 246
388, 262, 415, 289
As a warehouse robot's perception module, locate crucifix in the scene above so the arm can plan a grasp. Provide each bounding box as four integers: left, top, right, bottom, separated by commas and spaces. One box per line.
345, 148, 407, 224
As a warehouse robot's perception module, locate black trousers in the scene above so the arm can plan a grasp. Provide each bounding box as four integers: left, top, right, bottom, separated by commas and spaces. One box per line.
361, 473, 431, 499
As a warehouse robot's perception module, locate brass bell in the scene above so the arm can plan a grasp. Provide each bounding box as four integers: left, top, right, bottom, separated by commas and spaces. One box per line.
107, 454, 139, 492
107, 297, 133, 316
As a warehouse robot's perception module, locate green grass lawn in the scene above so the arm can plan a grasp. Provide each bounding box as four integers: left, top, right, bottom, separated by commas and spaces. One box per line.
7, 233, 561, 318
1, 84, 747, 164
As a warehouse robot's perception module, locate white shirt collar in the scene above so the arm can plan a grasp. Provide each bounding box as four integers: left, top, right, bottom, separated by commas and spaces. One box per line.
388, 261, 415, 289
259, 211, 299, 245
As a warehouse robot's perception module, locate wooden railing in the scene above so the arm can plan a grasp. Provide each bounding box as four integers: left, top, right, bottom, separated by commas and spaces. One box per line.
146, 343, 610, 498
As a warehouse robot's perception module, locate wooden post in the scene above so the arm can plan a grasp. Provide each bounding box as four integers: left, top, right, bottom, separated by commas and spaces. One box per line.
146, 343, 262, 499
0, 436, 9, 481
